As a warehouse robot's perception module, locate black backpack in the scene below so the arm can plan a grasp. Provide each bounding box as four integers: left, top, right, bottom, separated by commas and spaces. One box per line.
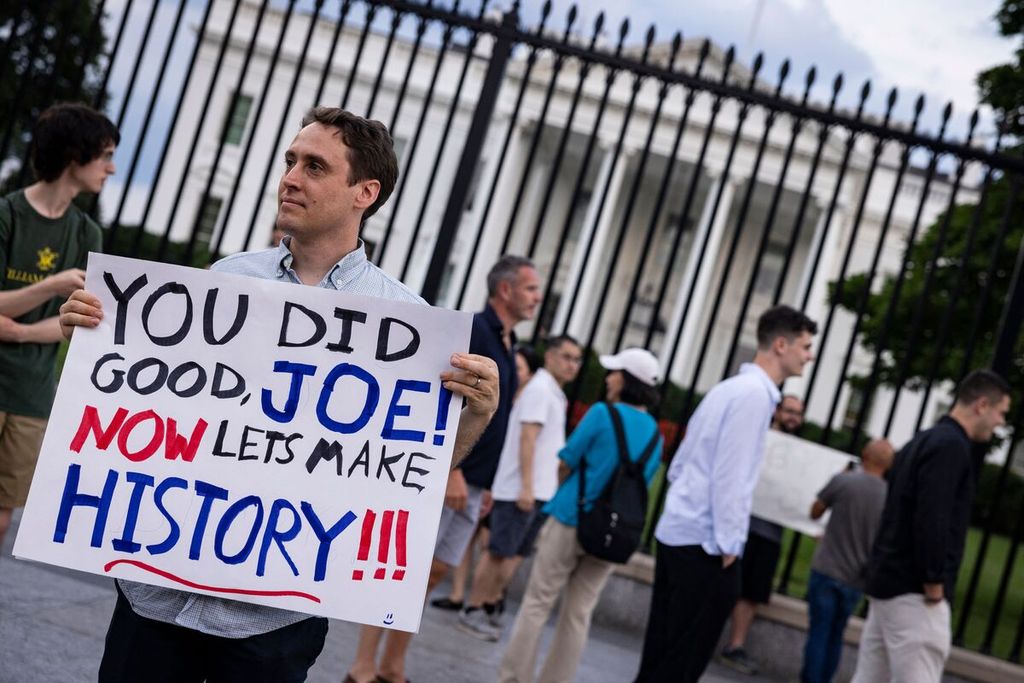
576, 404, 661, 563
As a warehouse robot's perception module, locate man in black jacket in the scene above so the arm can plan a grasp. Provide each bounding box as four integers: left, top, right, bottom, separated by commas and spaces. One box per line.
851, 370, 1010, 683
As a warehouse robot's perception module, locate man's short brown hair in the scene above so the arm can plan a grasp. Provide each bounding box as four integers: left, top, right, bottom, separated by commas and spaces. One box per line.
300, 107, 398, 220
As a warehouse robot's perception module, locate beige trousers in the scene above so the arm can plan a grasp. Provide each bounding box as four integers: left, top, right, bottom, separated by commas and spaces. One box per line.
498, 517, 616, 683
850, 593, 951, 683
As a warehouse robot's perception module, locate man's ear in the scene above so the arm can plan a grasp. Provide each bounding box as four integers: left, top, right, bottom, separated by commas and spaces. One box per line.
772, 335, 788, 356
353, 179, 381, 211
496, 279, 513, 301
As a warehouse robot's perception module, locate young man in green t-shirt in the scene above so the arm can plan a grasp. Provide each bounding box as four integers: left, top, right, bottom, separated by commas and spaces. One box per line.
0, 102, 118, 550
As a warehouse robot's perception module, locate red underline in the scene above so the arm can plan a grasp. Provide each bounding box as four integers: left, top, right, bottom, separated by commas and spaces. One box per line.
103, 559, 321, 604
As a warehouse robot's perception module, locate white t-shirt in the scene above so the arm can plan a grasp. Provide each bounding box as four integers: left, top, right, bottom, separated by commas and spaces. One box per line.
490, 368, 568, 502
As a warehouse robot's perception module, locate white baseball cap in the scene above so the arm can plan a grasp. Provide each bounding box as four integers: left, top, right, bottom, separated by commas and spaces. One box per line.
599, 348, 661, 387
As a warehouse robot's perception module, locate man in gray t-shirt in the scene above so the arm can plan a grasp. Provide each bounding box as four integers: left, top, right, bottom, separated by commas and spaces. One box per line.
800, 438, 894, 683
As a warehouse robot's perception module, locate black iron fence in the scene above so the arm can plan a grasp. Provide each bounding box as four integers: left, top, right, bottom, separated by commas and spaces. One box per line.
3, 0, 1024, 663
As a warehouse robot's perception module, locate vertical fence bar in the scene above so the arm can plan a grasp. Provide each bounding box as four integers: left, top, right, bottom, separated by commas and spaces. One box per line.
881, 114, 979, 435
454, 4, 575, 308
818, 90, 908, 448
153, 0, 248, 259
206, 0, 300, 262
69, 0, 109, 98
377, 6, 455, 273
796, 81, 872, 411
496, 1, 557, 255
235, 0, 328, 256
772, 73, 841, 305
847, 103, 954, 447
777, 81, 873, 595
364, 8, 404, 119
522, 6, 578, 259
558, 19, 641, 329
129, 0, 236, 255
574, 27, 672, 372
404, 2, 490, 294
982, 499, 1024, 654
16, 0, 84, 185
420, 5, 517, 304
722, 64, 811, 358
505, 13, 622, 325
955, 181, 1024, 645
612, 32, 690, 352
719, 61, 799, 376
648, 45, 738, 384
311, 0, 353, 106
528, 14, 622, 331
0, 0, 56, 161
106, 0, 194, 250
340, 2, 379, 110
681, 55, 773, 394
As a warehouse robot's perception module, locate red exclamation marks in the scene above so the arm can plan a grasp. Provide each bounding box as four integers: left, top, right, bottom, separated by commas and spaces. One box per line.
374, 511, 394, 580
393, 510, 408, 581
351, 509, 410, 581
352, 510, 376, 580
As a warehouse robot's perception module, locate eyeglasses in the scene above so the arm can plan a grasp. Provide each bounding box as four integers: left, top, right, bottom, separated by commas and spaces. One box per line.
558, 352, 584, 365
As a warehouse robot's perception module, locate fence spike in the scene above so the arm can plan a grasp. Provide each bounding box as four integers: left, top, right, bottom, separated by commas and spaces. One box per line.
618, 17, 630, 41
540, 0, 551, 19
779, 58, 790, 81
913, 93, 925, 116
670, 30, 682, 55
593, 11, 604, 35
751, 51, 764, 75
566, 3, 577, 28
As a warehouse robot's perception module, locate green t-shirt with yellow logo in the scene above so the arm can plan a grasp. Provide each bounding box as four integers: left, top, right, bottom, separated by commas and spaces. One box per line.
0, 190, 103, 417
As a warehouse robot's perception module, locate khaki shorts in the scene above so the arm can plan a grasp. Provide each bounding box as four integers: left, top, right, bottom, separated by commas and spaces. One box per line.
0, 412, 47, 508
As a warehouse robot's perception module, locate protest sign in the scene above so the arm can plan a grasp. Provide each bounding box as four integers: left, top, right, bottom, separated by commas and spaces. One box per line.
750, 430, 856, 536
14, 253, 473, 632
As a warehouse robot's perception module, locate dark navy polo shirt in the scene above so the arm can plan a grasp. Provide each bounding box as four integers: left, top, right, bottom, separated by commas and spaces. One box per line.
458, 304, 518, 489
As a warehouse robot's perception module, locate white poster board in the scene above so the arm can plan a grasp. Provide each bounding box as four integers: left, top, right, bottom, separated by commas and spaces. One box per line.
14, 254, 472, 632
750, 430, 857, 536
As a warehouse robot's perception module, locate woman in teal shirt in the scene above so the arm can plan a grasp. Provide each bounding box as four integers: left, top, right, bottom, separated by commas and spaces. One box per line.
499, 348, 663, 683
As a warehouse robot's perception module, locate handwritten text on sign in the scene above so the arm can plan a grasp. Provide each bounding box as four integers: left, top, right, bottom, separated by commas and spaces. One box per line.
14, 254, 473, 632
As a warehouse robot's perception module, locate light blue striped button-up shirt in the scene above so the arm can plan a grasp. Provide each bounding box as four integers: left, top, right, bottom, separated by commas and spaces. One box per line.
119, 239, 425, 638
654, 363, 781, 557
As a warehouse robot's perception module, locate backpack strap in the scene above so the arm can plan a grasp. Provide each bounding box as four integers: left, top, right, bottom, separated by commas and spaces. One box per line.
578, 404, 662, 511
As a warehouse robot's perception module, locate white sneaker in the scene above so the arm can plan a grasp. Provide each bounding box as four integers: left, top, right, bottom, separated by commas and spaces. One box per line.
456, 608, 499, 642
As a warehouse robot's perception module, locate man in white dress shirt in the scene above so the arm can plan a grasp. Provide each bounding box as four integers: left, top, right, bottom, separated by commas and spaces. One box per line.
634, 305, 817, 683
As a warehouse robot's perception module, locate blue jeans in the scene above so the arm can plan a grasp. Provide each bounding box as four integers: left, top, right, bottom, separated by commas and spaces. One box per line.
801, 570, 863, 683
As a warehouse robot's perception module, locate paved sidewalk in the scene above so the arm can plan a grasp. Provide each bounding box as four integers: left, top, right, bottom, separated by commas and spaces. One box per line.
1, 510, 777, 683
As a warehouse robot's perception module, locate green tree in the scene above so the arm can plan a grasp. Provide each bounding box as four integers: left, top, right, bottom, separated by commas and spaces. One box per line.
1, 1, 109, 172
831, 0, 1024, 396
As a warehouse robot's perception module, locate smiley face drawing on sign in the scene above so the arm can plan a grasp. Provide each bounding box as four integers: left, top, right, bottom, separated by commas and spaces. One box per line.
383, 611, 396, 626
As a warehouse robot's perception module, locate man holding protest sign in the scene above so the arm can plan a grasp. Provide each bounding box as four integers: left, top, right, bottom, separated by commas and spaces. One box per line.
59, 107, 499, 682
346, 255, 541, 683
0, 103, 118, 552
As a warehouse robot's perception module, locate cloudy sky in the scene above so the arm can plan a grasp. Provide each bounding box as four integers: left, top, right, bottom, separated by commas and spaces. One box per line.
95, 0, 1017, 223
516, 0, 1016, 141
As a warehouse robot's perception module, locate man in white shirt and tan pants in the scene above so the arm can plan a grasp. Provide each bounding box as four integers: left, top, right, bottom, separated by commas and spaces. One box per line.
634, 305, 817, 683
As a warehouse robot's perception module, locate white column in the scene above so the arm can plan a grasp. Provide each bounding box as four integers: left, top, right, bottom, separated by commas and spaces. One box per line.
665, 173, 736, 384
447, 119, 527, 311
551, 145, 616, 336
793, 202, 830, 308
788, 201, 846, 405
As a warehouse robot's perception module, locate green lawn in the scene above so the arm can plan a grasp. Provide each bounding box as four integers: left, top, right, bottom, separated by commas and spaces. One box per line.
643, 464, 1023, 661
